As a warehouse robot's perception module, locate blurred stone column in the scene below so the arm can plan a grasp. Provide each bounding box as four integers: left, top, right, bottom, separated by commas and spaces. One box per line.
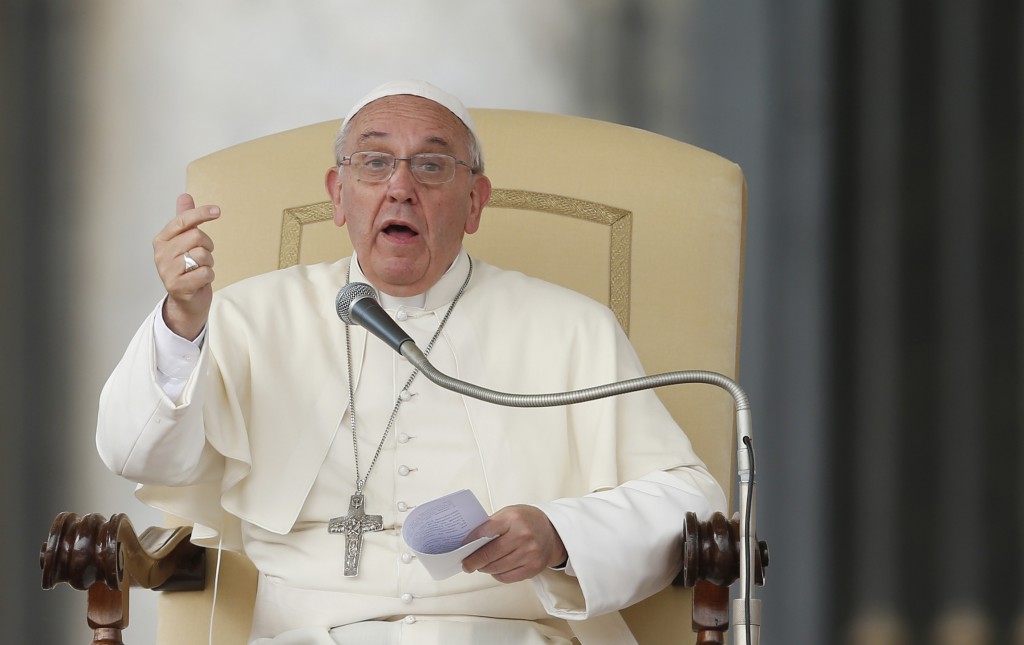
931, 1, 991, 643
835, 0, 1023, 642
0, 0, 84, 642
840, 0, 908, 642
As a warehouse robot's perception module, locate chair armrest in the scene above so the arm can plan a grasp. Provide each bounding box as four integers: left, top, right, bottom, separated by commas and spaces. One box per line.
40, 512, 206, 644
673, 511, 769, 643
40, 510, 765, 644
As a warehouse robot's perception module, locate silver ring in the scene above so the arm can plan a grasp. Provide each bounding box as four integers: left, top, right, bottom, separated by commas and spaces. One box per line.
183, 251, 199, 273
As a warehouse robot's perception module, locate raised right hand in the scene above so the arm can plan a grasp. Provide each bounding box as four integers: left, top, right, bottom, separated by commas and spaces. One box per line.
153, 193, 220, 340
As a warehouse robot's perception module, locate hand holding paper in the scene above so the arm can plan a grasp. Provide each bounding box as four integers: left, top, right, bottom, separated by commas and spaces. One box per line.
460, 504, 568, 584
401, 490, 567, 584
401, 489, 497, 580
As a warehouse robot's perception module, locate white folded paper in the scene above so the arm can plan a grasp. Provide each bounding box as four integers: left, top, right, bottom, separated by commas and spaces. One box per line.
401, 489, 497, 580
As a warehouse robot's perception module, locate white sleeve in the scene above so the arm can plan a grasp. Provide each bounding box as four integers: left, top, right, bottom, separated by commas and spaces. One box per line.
95, 300, 212, 486
531, 469, 727, 619
152, 298, 207, 402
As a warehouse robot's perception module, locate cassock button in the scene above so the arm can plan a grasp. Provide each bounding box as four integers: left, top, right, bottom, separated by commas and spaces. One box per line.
397, 501, 409, 512
401, 593, 414, 603
396, 310, 409, 322
398, 465, 411, 476
401, 552, 414, 564
397, 433, 410, 444
404, 615, 417, 624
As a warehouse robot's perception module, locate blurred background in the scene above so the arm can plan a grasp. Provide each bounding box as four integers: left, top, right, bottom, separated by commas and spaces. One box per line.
2, 1, 1020, 643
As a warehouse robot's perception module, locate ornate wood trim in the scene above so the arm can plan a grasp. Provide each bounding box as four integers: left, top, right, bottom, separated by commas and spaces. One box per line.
41, 512, 205, 644
42, 509, 764, 644
675, 511, 770, 644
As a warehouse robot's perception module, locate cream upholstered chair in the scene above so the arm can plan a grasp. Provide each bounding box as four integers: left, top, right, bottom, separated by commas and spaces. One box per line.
47, 109, 747, 644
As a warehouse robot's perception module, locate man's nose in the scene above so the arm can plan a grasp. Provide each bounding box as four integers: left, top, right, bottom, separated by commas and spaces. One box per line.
386, 159, 417, 200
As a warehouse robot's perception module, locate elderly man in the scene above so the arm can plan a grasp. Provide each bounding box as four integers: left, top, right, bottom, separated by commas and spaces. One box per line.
96, 80, 726, 645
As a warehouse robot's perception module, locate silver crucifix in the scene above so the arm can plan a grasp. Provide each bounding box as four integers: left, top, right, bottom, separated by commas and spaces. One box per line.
328, 493, 384, 577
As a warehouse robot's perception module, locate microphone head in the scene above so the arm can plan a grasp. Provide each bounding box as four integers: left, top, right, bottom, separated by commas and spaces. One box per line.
336, 282, 378, 325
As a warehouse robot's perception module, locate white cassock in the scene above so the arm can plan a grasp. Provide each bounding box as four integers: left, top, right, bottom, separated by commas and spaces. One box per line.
97, 249, 726, 644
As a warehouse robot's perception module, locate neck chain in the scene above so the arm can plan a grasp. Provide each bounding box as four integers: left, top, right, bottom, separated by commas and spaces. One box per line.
329, 255, 473, 577
343, 256, 474, 494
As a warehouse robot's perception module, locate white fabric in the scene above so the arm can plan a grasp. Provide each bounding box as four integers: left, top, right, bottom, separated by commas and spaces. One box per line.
240, 256, 551, 639
96, 250, 726, 643
153, 304, 205, 402
342, 80, 478, 140
252, 616, 575, 645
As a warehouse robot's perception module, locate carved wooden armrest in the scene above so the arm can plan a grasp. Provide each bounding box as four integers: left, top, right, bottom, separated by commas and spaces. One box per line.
41, 510, 763, 644
673, 511, 770, 644
40, 512, 206, 645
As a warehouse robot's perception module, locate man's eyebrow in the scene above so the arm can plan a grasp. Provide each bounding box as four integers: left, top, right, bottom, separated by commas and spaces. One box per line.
357, 130, 388, 145
423, 135, 452, 149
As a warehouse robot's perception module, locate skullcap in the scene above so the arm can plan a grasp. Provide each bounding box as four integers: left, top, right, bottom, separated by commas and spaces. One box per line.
343, 80, 477, 138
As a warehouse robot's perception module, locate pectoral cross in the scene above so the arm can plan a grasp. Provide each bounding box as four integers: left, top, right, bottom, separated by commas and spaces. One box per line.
328, 493, 384, 577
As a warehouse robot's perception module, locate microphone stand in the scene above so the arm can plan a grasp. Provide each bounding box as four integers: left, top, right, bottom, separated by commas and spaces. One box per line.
400, 343, 762, 645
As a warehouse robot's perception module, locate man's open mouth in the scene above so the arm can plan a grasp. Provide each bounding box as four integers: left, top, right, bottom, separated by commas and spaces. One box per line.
383, 224, 418, 239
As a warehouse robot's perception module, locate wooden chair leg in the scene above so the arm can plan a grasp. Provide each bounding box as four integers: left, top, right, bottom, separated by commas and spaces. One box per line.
87, 581, 128, 645
692, 579, 730, 643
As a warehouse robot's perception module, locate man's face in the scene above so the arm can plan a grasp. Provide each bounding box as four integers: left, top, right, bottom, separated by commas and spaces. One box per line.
326, 95, 491, 297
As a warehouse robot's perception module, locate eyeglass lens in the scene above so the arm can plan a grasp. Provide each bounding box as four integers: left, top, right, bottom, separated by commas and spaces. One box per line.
348, 152, 457, 184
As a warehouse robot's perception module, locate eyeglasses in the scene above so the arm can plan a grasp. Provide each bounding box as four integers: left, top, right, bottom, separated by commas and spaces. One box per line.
339, 151, 474, 184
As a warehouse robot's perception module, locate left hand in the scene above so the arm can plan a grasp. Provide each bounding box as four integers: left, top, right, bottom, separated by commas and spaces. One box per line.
461, 505, 568, 584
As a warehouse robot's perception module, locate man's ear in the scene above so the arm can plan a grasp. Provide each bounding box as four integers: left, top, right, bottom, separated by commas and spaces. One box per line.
325, 166, 346, 227
464, 174, 492, 235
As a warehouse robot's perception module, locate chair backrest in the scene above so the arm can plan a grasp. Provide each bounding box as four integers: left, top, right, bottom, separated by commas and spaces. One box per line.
163, 108, 746, 644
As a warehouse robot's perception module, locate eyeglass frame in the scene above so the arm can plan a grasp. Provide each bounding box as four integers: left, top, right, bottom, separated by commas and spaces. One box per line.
338, 150, 476, 185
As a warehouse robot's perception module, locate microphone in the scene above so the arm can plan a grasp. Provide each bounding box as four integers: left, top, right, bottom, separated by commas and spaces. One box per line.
335, 282, 414, 353
335, 281, 762, 644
